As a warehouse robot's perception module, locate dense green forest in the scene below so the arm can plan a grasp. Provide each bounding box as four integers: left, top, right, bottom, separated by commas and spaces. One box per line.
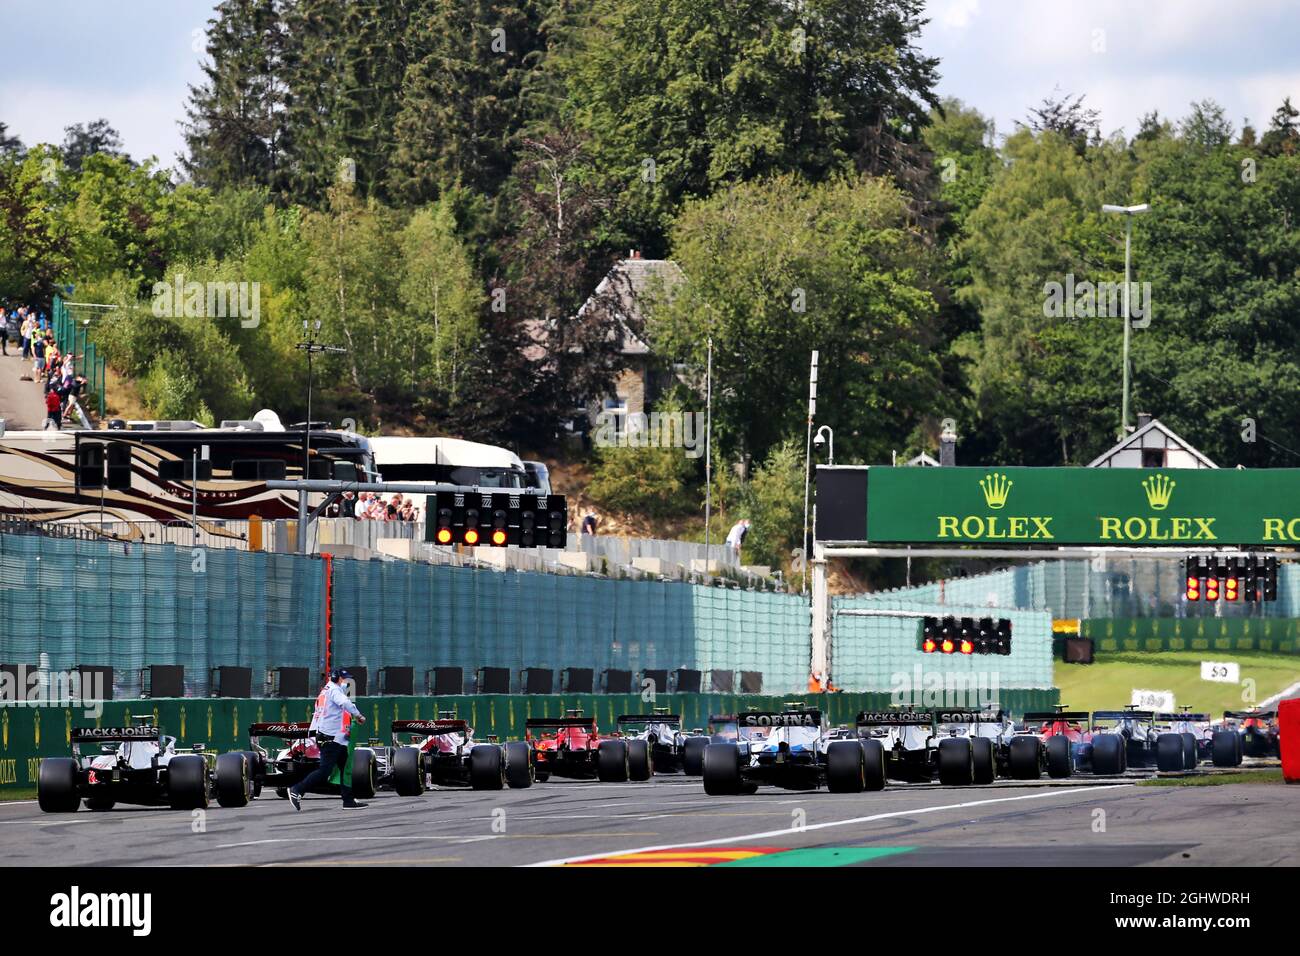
4, 0, 1300, 567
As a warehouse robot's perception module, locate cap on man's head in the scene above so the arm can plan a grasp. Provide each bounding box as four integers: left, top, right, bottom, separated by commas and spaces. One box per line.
330, 668, 352, 681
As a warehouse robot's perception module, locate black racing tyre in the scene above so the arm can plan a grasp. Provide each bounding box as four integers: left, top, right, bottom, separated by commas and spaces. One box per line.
859, 738, 886, 792
626, 739, 653, 782
1242, 730, 1269, 758
504, 742, 534, 789
215, 752, 251, 807
702, 743, 742, 796
84, 794, 116, 811
240, 751, 263, 799
1155, 733, 1184, 772
1046, 735, 1073, 778
167, 754, 211, 811
597, 739, 629, 783
469, 745, 505, 790
392, 747, 425, 796
352, 748, 377, 800
1008, 736, 1041, 780
683, 736, 709, 776
971, 737, 995, 784
37, 757, 80, 813
1091, 734, 1124, 775
1180, 732, 1198, 770
275, 787, 289, 800
1211, 731, 1239, 768
826, 740, 867, 793
937, 737, 973, 786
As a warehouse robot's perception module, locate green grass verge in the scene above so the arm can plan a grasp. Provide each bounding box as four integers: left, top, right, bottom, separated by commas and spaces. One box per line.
1054, 649, 1300, 714
0, 788, 36, 802
1139, 769, 1286, 787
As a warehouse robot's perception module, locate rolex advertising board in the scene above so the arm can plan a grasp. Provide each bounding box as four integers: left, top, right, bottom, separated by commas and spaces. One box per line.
817, 465, 1300, 546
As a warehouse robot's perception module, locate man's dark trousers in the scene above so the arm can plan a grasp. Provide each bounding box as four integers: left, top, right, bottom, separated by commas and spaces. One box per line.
292, 740, 354, 803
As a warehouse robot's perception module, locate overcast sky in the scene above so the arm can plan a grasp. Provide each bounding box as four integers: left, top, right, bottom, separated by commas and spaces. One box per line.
2, 1, 1299, 173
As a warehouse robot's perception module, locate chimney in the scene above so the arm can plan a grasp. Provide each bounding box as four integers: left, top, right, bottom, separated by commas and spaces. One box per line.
939, 422, 958, 467
1136, 412, 1153, 430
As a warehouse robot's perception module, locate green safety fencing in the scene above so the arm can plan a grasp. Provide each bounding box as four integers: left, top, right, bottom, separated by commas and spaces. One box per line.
0, 688, 1062, 792
52, 295, 107, 420
1080, 617, 1300, 653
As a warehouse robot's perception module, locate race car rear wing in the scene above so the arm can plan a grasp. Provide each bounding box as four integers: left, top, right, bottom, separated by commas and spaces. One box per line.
525, 717, 597, 729
71, 726, 161, 742
616, 714, 683, 725
1224, 710, 1276, 720
1157, 712, 1208, 722
391, 719, 468, 736
738, 710, 824, 727
1093, 710, 1155, 722
856, 711, 934, 727
1023, 711, 1091, 723
248, 721, 313, 740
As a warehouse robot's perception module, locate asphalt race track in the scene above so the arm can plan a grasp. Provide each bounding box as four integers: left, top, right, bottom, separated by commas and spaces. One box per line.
2, 775, 1297, 867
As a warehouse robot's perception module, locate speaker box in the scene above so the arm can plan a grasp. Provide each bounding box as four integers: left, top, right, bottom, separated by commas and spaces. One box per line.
739, 670, 763, 694
603, 669, 633, 694
562, 668, 594, 693
76, 665, 114, 701
338, 666, 367, 696
710, 669, 735, 693
429, 667, 464, 695
523, 668, 554, 694
0, 663, 27, 702
674, 669, 702, 693
1063, 637, 1094, 664
144, 665, 185, 698
275, 667, 310, 698
641, 669, 669, 695
379, 666, 414, 696
211, 666, 251, 698
478, 667, 511, 694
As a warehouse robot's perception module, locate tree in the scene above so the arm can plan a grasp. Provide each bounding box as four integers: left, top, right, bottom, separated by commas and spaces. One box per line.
61, 120, 127, 173
652, 173, 944, 465
182, 0, 285, 190
0, 122, 22, 157
1023, 91, 1099, 154
559, 0, 940, 250
1178, 99, 1233, 150
1261, 97, 1300, 156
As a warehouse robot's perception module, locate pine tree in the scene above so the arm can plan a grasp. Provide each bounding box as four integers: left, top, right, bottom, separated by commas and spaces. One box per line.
1261, 96, 1300, 156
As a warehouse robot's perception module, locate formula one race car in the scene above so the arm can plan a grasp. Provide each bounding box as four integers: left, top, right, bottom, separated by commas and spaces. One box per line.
1153, 710, 1209, 772
1006, 708, 1087, 780
1223, 709, 1280, 760
702, 709, 885, 795
526, 711, 638, 782
855, 709, 1001, 785
238, 722, 378, 800
38, 718, 215, 813
613, 711, 700, 776
382, 716, 533, 793
1079, 708, 1158, 774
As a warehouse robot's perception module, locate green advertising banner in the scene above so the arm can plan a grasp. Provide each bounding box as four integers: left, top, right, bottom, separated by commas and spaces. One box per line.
863, 466, 1300, 546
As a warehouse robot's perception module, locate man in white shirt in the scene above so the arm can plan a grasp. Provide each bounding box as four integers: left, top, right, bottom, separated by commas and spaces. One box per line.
289, 668, 367, 810
725, 518, 751, 557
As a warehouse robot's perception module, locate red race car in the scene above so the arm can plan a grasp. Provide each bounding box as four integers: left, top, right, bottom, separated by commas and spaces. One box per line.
1005, 707, 1089, 779
525, 711, 636, 782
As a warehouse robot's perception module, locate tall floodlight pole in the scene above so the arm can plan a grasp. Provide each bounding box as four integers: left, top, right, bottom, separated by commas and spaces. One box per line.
800, 351, 818, 595
295, 320, 347, 553
1101, 203, 1150, 435
704, 337, 713, 556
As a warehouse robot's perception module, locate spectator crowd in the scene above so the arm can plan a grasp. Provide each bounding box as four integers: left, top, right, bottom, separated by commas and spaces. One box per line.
0, 304, 87, 430
333, 490, 419, 522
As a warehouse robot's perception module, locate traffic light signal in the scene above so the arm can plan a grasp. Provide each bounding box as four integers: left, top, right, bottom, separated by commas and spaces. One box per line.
1263, 555, 1278, 601
919, 615, 1011, 655
1185, 553, 1280, 602
428, 491, 568, 549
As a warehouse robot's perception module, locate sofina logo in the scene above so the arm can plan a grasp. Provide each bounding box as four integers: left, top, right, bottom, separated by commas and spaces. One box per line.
979, 473, 1012, 510
1142, 473, 1175, 511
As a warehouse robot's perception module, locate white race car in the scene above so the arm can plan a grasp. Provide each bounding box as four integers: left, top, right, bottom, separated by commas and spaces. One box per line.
613, 712, 703, 777
379, 716, 532, 793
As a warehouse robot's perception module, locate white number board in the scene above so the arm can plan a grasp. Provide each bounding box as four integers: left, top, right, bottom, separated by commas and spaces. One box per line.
1200, 661, 1239, 684
1131, 688, 1175, 712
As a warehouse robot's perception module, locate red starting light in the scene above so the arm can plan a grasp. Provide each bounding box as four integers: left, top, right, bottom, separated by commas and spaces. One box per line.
922, 638, 937, 654
940, 638, 955, 654
436, 528, 453, 544
491, 529, 508, 546
1225, 577, 1239, 601
1205, 577, 1220, 601
959, 640, 974, 655
1185, 576, 1200, 601
464, 528, 480, 545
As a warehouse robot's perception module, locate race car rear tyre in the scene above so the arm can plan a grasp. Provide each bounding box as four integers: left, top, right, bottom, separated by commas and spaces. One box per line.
1091, 734, 1124, 776
37, 757, 80, 813
1243, 730, 1269, 758
702, 743, 742, 796
1008, 736, 1041, 780
859, 738, 886, 791
1180, 732, 1198, 770
240, 751, 263, 799
168, 754, 211, 811
626, 739, 653, 781
1046, 735, 1073, 778
1211, 730, 1239, 768
1155, 733, 1183, 772
504, 742, 534, 789
937, 737, 973, 786
683, 736, 709, 776
351, 748, 378, 800
826, 740, 867, 793
971, 737, 995, 784
597, 740, 629, 783
469, 745, 505, 790
215, 752, 251, 807
392, 746, 425, 796
84, 795, 115, 811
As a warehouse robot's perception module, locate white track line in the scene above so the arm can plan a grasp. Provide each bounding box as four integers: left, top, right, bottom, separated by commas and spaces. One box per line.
524, 784, 1133, 866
